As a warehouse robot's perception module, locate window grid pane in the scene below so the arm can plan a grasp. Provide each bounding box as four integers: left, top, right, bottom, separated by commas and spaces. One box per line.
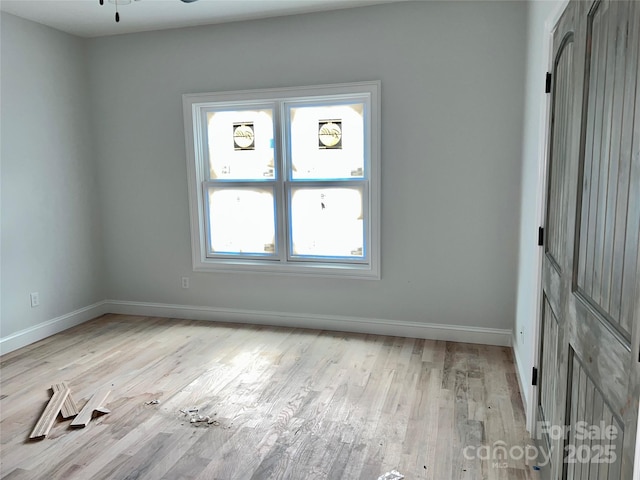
288, 184, 366, 261
206, 185, 277, 257
287, 102, 366, 180
205, 107, 276, 181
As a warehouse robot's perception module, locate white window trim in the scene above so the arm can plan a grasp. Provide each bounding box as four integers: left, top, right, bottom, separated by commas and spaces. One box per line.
182, 81, 381, 279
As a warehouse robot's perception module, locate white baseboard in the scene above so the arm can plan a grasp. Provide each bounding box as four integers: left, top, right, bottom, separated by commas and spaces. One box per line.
0, 301, 108, 356
0, 300, 513, 356
106, 300, 513, 347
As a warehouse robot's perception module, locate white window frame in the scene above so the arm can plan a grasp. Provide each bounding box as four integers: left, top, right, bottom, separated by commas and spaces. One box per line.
182, 81, 380, 279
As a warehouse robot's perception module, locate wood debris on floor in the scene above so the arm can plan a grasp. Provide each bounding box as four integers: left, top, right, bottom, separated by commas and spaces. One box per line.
29, 383, 111, 439
377, 470, 405, 480
29, 383, 72, 439
179, 407, 221, 427
70, 388, 111, 428
51, 382, 79, 418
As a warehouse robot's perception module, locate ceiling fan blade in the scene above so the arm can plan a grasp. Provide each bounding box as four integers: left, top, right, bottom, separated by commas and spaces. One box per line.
180, 0, 199, 2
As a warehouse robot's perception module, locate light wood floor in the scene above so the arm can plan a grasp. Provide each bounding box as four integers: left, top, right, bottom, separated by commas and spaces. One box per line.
0, 314, 538, 479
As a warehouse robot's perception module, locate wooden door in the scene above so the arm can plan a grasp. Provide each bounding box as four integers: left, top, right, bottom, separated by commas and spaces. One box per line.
536, 3, 576, 479
536, 1, 640, 479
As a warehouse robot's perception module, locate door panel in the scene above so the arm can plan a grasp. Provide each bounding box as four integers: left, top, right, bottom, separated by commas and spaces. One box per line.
567, 298, 632, 431
536, 1, 640, 479
574, 0, 638, 339
539, 297, 560, 450
565, 349, 625, 480
546, 33, 574, 273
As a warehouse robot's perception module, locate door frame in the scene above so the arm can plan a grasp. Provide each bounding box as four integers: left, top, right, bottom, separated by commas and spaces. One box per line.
528, 0, 569, 435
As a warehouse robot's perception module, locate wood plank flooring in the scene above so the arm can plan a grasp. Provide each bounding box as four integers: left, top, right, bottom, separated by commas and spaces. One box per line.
0, 314, 539, 479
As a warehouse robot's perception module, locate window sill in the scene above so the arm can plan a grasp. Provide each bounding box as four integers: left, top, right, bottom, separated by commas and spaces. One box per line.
193, 257, 380, 280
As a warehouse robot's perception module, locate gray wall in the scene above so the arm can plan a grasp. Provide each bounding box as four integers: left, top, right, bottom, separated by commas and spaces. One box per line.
514, 0, 564, 411
1, 13, 104, 337
88, 1, 527, 329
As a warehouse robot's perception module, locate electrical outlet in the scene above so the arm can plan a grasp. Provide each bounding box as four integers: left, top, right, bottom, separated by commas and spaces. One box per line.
30, 292, 40, 307
181, 277, 190, 289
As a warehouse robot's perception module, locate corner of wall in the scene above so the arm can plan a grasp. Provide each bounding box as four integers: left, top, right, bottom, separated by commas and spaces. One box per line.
0, 301, 107, 356
513, 332, 532, 433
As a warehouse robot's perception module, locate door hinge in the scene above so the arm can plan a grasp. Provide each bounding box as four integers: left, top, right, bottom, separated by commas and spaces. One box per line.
538, 226, 544, 246
532, 367, 538, 386
545, 72, 552, 93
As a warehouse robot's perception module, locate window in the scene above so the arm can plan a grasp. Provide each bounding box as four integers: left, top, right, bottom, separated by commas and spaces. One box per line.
183, 81, 380, 278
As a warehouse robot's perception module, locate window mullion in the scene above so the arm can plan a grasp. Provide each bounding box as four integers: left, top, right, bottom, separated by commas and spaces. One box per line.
275, 101, 287, 263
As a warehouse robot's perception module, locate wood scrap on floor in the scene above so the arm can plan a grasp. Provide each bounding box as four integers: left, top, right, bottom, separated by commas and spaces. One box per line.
51, 382, 79, 419
70, 389, 111, 428
30, 384, 113, 438
29, 385, 71, 439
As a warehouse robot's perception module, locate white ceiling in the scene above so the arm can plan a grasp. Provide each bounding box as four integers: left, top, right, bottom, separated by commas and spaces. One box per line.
0, 0, 407, 38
